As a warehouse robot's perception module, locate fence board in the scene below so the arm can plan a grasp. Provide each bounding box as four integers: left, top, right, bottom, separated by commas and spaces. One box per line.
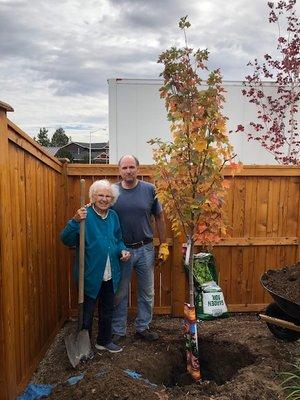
0, 108, 17, 400
10, 145, 22, 384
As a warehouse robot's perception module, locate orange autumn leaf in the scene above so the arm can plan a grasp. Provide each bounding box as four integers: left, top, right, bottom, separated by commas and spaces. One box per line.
197, 223, 207, 234
222, 180, 231, 189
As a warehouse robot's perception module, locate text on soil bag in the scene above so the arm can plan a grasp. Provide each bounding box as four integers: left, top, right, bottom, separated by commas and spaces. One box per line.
208, 294, 225, 307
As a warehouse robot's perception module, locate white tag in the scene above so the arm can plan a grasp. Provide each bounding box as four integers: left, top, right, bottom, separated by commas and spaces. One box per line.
185, 239, 191, 266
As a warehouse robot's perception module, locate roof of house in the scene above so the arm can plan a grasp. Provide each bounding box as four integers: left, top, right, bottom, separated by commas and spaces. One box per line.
43, 146, 61, 156
66, 141, 108, 150
42, 141, 109, 157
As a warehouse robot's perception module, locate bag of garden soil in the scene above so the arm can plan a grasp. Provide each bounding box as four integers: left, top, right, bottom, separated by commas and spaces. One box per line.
192, 253, 229, 320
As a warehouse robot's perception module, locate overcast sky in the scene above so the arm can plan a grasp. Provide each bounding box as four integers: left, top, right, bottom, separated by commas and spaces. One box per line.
0, 0, 286, 143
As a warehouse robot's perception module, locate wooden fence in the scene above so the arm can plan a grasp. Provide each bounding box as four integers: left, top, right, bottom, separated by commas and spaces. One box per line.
0, 101, 299, 399
65, 164, 300, 316
0, 103, 69, 400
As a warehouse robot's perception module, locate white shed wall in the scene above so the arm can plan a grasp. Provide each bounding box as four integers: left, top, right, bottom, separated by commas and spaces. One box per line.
108, 78, 296, 165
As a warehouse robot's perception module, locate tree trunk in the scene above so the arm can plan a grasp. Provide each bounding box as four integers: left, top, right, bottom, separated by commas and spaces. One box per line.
187, 238, 195, 306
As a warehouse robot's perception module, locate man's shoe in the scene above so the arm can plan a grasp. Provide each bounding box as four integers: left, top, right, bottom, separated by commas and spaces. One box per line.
135, 329, 159, 341
111, 334, 126, 345
95, 342, 123, 353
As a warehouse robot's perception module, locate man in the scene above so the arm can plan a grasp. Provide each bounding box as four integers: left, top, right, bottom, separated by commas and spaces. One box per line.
111, 155, 169, 342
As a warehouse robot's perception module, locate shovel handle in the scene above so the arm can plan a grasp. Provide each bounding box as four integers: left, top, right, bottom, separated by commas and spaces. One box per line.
78, 179, 85, 307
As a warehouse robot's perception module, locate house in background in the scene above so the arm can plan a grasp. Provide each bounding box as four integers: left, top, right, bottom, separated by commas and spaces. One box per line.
44, 141, 109, 163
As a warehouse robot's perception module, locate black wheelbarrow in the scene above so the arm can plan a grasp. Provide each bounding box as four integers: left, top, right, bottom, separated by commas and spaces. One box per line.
259, 272, 300, 342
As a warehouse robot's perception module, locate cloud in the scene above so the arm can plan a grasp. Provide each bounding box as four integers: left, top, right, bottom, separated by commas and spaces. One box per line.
0, 0, 282, 141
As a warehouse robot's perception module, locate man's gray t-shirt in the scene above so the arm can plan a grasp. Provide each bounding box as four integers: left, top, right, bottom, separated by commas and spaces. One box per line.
112, 180, 162, 244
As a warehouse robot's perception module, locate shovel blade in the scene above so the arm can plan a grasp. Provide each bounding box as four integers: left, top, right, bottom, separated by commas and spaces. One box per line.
65, 329, 91, 368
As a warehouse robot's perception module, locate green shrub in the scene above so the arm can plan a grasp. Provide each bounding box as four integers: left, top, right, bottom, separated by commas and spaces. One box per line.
281, 359, 300, 400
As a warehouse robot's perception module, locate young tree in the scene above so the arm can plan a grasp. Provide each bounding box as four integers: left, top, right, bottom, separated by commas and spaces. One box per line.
34, 127, 51, 147
55, 148, 74, 162
150, 16, 239, 380
151, 16, 238, 255
51, 127, 69, 147
238, 0, 299, 165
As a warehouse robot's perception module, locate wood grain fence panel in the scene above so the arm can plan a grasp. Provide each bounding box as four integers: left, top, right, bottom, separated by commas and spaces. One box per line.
65, 165, 300, 316
278, 177, 289, 237
45, 167, 53, 337
0, 272, 6, 398
41, 167, 49, 337
286, 177, 300, 236
246, 177, 258, 237
51, 170, 58, 330
24, 156, 37, 360
242, 246, 255, 306
223, 177, 234, 237
230, 247, 245, 304
35, 162, 44, 350
232, 177, 246, 237
18, 148, 30, 380
255, 178, 269, 237
7, 120, 62, 172
1, 117, 69, 399
9, 145, 23, 384
0, 108, 17, 400
251, 246, 267, 303
266, 177, 281, 237
46, 168, 53, 332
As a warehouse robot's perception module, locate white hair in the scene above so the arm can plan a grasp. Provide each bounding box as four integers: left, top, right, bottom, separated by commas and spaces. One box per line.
89, 179, 119, 205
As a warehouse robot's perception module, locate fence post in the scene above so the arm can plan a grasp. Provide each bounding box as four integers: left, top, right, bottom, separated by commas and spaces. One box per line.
0, 101, 17, 400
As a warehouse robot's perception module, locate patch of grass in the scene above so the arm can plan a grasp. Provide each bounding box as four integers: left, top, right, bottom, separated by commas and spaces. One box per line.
281, 359, 300, 400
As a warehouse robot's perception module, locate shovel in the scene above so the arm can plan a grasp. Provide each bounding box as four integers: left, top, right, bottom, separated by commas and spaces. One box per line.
183, 238, 201, 382
65, 178, 91, 368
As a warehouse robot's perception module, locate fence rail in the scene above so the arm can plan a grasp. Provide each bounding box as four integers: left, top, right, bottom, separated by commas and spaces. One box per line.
0, 102, 299, 400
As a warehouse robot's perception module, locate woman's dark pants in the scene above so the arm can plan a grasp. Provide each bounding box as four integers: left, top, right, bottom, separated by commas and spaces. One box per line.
82, 279, 114, 346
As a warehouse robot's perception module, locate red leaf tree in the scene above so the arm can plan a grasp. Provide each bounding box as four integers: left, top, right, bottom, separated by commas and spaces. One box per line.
239, 0, 299, 164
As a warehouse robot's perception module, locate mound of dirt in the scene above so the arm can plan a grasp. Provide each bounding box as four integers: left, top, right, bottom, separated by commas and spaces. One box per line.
30, 314, 300, 400
262, 262, 300, 304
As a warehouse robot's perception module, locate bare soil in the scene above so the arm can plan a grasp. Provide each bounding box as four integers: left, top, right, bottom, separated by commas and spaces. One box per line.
262, 262, 300, 304
31, 313, 300, 400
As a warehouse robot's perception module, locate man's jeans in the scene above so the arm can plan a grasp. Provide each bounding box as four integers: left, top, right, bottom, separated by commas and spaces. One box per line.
82, 279, 114, 345
112, 242, 155, 335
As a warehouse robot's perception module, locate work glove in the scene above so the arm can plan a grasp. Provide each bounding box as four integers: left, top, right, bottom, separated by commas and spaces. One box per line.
158, 242, 169, 262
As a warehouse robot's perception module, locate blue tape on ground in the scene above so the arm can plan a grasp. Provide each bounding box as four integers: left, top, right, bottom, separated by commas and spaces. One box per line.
66, 373, 85, 385
17, 383, 55, 400
124, 369, 142, 380
123, 369, 157, 388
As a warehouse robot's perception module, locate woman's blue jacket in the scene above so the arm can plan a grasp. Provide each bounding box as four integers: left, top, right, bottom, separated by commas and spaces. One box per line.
61, 207, 127, 299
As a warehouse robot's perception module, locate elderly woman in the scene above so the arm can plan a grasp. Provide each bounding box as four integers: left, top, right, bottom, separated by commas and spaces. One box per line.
61, 179, 130, 353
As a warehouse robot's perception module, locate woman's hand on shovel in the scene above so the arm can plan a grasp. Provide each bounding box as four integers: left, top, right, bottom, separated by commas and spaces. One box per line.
73, 207, 87, 223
